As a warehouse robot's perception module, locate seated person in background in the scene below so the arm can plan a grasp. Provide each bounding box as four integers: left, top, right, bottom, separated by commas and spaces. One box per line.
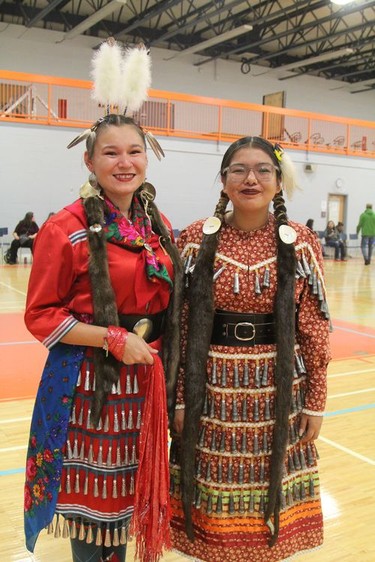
7, 212, 39, 264
306, 218, 326, 256
324, 220, 346, 261
336, 222, 347, 245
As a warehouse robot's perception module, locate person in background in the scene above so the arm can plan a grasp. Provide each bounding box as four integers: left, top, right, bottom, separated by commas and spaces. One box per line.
356, 203, 375, 265
23, 42, 183, 562
324, 219, 346, 261
336, 221, 347, 250
6, 211, 39, 264
306, 218, 326, 256
169, 136, 331, 562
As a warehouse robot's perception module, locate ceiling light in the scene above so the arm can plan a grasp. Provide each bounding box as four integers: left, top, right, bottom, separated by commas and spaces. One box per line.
166, 24, 253, 59
331, 0, 352, 5
278, 47, 354, 73
64, 0, 127, 40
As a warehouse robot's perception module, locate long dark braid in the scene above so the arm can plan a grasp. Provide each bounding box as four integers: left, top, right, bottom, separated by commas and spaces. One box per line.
264, 190, 297, 545
181, 190, 229, 540
84, 196, 121, 427
139, 188, 185, 424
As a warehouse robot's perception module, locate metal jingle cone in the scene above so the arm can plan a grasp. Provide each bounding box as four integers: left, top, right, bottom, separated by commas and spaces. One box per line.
233, 271, 240, 294
120, 524, 127, 545
95, 525, 102, 546
112, 524, 120, 547
70, 519, 77, 540
62, 518, 70, 539
78, 521, 86, 541
104, 524, 111, 547
86, 523, 94, 544
54, 514, 61, 538
221, 360, 227, 386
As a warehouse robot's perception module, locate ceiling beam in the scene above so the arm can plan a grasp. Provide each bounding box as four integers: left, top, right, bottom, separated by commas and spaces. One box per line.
64, 0, 127, 40
26, 0, 67, 28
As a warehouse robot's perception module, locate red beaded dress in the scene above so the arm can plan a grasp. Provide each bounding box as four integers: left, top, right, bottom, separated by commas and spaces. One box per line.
170, 214, 331, 562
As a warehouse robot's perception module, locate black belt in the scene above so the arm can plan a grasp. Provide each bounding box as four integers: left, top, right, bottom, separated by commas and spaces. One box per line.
118, 310, 166, 343
211, 310, 276, 347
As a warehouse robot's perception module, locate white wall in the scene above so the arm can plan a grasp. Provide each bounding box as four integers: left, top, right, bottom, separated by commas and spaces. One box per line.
1, 122, 374, 240
1, 24, 375, 242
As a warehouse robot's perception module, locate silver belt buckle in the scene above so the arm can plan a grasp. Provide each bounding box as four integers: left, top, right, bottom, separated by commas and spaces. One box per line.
234, 321, 255, 341
133, 318, 153, 341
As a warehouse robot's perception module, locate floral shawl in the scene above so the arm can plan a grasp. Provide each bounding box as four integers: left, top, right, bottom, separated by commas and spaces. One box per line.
24, 344, 85, 552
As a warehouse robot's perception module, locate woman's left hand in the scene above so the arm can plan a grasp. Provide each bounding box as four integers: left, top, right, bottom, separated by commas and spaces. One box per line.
298, 413, 323, 443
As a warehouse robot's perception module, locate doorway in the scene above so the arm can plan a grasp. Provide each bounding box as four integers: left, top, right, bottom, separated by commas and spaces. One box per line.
327, 194, 346, 225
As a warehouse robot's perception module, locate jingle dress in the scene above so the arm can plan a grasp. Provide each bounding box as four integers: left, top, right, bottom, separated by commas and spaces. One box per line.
24, 198, 173, 553
170, 214, 331, 562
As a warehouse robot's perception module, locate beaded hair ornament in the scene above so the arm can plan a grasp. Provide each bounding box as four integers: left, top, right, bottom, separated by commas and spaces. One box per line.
66, 37, 164, 160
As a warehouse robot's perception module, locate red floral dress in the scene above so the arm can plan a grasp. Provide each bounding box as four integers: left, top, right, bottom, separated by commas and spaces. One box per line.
170, 214, 331, 562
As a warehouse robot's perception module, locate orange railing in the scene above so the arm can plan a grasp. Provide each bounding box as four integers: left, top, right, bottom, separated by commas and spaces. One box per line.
1, 69, 375, 158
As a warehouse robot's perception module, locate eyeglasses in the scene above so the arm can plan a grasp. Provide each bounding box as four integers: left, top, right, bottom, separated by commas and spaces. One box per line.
222, 163, 279, 183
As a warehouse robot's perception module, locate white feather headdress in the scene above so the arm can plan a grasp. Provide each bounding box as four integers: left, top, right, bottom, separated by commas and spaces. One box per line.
91, 38, 123, 108
91, 39, 151, 114
67, 38, 164, 159
119, 45, 152, 113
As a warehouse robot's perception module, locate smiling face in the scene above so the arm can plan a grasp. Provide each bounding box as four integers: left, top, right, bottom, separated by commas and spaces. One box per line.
222, 146, 281, 217
84, 123, 148, 211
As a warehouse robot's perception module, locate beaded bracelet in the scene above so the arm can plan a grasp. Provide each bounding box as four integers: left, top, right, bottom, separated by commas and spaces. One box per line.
103, 326, 128, 362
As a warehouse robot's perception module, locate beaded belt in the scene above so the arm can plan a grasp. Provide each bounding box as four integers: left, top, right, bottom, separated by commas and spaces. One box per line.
211, 310, 276, 347
118, 310, 166, 342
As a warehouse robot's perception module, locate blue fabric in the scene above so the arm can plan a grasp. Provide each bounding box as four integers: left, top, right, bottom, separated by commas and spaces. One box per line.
24, 343, 85, 552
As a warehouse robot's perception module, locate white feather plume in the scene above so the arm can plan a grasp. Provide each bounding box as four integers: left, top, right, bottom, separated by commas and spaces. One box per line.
91, 40, 123, 107
118, 46, 151, 113
280, 151, 299, 199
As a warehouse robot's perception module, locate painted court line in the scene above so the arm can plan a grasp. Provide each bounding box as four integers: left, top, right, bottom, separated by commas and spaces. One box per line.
329, 388, 375, 399
0, 468, 24, 476
0, 282, 27, 296
319, 436, 375, 466
0, 341, 38, 346
332, 325, 375, 339
0, 445, 27, 453
325, 403, 375, 416
328, 368, 375, 378
0, 416, 31, 424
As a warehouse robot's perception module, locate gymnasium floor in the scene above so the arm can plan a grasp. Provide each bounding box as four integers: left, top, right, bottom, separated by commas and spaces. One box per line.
0, 257, 374, 561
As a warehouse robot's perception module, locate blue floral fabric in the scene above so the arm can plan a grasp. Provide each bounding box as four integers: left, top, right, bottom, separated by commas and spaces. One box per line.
24, 343, 85, 552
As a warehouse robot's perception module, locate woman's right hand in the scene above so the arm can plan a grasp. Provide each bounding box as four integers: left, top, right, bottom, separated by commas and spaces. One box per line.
122, 332, 158, 365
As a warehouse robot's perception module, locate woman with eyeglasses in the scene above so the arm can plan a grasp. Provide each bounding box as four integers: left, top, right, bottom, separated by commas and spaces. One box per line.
168, 136, 331, 562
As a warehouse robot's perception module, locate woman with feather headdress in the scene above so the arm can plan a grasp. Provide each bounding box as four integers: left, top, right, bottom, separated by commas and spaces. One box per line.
23, 40, 183, 562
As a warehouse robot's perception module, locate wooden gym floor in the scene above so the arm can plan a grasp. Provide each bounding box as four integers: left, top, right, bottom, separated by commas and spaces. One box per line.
0, 257, 374, 561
